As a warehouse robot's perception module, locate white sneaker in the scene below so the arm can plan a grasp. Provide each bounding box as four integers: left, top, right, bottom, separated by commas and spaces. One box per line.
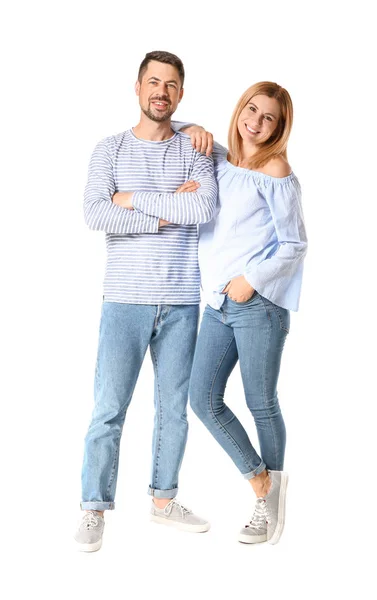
74, 511, 105, 552
150, 499, 210, 533
238, 497, 268, 544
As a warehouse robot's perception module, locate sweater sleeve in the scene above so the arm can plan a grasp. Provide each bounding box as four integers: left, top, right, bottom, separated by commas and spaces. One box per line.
83, 138, 159, 234
244, 175, 308, 310
132, 151, 218, 224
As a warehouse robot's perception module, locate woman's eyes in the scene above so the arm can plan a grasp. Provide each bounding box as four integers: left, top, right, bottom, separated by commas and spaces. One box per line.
249, 106, 273, 122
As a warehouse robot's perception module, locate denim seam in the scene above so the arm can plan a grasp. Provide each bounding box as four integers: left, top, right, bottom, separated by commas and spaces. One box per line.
106, 427, 123, 499
242, 461, 267, 479
261, 298, 279, 470
94, 356, 100, 390
207, 330, 257, 473
150, 345, 163, 488
154, 305, 161, 330
81, 501, 114, 510
160, 305, 172, 325
271, 303, 290, 333
94, 308, 105, 389
95, 326, 120, 501
148, 485, 178, 492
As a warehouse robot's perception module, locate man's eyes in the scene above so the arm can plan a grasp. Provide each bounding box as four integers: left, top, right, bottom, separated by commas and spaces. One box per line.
149, 81, 176, 89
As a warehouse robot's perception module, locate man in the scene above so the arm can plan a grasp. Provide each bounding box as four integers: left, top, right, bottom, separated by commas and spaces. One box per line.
74, 51, 217, 552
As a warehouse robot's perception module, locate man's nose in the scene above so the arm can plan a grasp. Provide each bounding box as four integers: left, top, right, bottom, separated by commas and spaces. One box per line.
157, 82, 169, 94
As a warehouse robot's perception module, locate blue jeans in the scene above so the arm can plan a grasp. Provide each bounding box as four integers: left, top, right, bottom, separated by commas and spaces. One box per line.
81, 301, 199, 510
189, 293, 289, 478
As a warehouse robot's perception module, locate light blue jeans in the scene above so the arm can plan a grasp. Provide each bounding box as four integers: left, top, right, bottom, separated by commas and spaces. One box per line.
81, 301, 199, 510
189, 293, 289, 479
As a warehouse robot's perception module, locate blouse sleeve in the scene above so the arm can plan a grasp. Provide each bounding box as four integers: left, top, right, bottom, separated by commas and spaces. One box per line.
212, 141, 228, 164
244, 175, 308, 311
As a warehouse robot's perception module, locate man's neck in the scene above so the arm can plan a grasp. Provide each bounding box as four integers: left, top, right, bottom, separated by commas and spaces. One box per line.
133, 115, 174, 141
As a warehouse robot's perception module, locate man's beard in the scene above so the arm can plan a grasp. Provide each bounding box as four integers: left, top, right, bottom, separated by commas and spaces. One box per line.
141, 98, 174, 122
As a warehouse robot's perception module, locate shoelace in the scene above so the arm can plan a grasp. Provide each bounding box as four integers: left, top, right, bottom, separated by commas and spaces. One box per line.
245, 498, 268, 530
163, 499, 192, 518
82, 511, 99, 530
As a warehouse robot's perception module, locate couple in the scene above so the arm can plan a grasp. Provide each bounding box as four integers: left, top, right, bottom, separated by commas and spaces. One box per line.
75, 50, 307, 552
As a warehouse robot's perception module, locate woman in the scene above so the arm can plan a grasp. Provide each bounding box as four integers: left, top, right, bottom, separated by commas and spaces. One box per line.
176, 82, 307, 544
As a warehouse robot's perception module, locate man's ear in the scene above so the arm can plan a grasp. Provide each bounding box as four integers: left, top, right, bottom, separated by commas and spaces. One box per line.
135, 80, 140, 96
178, 87, 184, 103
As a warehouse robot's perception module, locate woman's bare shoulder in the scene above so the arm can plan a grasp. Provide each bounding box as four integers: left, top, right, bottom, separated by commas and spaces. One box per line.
259, 156, 292, 178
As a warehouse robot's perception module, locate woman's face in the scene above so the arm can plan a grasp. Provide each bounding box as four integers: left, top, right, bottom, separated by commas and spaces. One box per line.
237, 94, 281, 147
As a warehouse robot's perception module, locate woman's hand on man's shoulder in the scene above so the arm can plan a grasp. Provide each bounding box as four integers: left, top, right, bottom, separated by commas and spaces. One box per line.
181, 126, 214, 157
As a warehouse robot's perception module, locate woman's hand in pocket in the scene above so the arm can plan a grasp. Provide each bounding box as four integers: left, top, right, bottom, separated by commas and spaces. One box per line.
222, 276, 255, 303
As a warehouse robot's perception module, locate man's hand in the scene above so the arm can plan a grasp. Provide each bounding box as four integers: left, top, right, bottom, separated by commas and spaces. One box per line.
158, 181, 200, 228
175, 180, 200, 193
112, 192, 134, 209
181, 126, 214, 157
222, 276, 255, 303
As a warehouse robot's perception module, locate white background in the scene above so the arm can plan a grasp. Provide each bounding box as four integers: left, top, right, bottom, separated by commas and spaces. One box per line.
1, 1, 376, 598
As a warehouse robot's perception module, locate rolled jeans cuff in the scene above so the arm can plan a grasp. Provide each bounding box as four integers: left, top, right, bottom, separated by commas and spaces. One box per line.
148, 486, 178, 499
80, 501, 115, 510
242, 461, 266, 480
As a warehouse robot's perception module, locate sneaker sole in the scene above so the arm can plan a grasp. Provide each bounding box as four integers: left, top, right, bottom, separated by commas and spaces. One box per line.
238, 533, 267, 544
150, 514, 210, 533
75, 539, 102, 552
268, 472, 288, 545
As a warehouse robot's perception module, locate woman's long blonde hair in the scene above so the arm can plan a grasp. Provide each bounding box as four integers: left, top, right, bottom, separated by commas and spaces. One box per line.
228, 81, 293, 170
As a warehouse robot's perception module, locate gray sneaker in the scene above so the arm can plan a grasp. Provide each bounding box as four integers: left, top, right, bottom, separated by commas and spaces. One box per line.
150, 499, 210, 533
74, 511, 105, 552
264, 470, 289, 544
238, 497, 268, 544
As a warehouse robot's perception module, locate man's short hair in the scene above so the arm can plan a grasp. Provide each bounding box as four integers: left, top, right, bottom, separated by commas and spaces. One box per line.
138, 51, 185, 86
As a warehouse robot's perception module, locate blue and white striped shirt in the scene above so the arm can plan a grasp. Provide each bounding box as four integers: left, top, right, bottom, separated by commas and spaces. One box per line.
84, 129, 217, 304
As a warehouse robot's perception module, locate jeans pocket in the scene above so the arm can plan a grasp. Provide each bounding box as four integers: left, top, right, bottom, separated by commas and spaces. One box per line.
227, 291, 258, 306
271, 303, 290, 333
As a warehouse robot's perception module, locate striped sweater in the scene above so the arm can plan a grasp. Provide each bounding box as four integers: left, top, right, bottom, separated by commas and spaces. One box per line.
84, 129, 217, 304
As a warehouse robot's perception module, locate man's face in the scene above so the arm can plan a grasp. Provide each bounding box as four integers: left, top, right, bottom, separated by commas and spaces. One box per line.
135, 60, 184, 122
